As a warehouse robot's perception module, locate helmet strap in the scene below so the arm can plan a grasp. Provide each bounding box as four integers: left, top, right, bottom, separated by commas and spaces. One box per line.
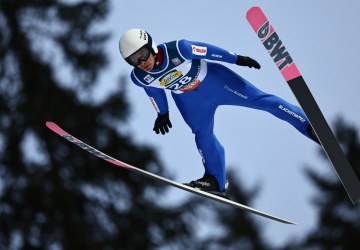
146, 33, 156, 55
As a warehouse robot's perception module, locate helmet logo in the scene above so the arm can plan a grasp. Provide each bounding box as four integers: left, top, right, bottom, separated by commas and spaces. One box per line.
139, 30, 147, 41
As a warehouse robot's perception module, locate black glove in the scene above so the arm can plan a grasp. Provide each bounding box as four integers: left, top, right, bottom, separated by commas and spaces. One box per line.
153, 112, 172, 135
236, 55, 261, 69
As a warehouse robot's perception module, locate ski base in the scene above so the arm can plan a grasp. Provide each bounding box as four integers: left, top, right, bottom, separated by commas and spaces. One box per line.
247, 6, 360, 204
46, 121, 296, 225
288, 76, 360, 203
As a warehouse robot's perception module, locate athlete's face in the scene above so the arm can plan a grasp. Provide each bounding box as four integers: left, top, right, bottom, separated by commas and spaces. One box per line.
136, 53, 155, 72
127, 46, 155, 72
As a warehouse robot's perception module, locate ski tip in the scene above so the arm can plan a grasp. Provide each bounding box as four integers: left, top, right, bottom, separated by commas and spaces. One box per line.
45, 122, 61, 132
246, 6, 261, 17
246, 6, 267, 29
45, 121, 55, 128
247, 6, 260, 12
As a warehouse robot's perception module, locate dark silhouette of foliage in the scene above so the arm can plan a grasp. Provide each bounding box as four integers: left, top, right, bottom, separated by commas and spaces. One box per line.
0, 1, 275, 249
281, 118, 360, 250
0, 1, 195, 249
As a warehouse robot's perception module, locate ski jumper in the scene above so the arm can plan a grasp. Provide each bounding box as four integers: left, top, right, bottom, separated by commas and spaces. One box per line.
130, 39, 313, 191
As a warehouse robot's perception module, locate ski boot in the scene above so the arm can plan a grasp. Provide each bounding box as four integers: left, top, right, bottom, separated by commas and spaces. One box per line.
184, 174, 229, 199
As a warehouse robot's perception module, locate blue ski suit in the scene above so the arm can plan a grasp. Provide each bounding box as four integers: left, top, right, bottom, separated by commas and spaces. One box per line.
130, 39, 314, 191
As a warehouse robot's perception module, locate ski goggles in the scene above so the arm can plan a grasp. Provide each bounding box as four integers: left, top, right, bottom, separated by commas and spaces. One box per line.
126, 46, 151, 67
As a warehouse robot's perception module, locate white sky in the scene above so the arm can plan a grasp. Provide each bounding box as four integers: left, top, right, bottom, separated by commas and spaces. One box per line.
95, 0, 360, 247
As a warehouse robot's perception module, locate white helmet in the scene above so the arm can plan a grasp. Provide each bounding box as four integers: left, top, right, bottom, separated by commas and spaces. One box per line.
119, 28, 158, 60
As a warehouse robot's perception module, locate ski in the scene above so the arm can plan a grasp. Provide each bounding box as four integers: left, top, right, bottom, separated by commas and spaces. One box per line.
46, 121, 295, 224
246, 6, 360, 204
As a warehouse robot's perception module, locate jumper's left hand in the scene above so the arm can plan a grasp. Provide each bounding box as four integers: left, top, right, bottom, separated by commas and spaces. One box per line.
236, 55, 261, 69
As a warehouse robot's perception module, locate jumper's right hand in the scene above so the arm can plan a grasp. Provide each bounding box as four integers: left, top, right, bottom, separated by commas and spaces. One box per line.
153, 112, 172, 135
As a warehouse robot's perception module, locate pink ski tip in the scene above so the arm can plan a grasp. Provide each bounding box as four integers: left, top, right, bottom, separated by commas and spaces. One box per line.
246, 6, 301, 82
246, 6, 268, 31
46, 121, 58, 130
46, 121, 67, 135
246, 6, 262, 17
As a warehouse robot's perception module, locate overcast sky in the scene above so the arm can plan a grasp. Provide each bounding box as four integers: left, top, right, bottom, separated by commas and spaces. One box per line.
94, 0, 360, 246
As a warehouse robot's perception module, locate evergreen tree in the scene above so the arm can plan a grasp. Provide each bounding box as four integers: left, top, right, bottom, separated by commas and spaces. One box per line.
0, 1, 275, 249
0, 1, 195, 249
281, 118, 360, 250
